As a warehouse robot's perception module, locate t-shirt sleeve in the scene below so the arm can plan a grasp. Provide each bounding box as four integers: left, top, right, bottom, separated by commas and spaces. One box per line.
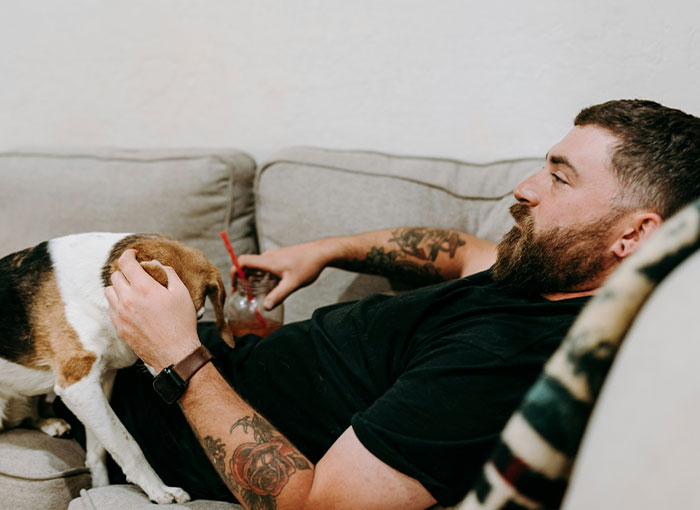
350, 337, 544, 506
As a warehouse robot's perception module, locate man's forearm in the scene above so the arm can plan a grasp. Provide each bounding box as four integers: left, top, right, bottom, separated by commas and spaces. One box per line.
179, 362, 314, 510
236, 226, 496, 311
328, 227, 495, 284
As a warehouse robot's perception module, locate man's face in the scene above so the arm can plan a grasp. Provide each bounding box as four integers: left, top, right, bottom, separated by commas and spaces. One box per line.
492, 125, 624, 293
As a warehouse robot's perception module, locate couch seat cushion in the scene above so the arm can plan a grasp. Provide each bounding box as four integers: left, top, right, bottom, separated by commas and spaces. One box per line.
68, 485, 244, 510
0, 428, 91, 509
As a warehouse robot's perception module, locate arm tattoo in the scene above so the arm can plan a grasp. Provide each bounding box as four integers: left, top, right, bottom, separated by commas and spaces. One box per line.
203, 436, 227, 475
203, 415, 311, 510
338, 227, 466, 285
388, 227, 466, 261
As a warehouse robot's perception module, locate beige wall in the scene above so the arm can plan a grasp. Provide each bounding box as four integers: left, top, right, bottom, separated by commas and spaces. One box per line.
0, 0, 698, 164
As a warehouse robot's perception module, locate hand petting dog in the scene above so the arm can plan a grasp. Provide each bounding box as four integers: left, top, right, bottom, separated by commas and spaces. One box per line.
105, 249, 201, 373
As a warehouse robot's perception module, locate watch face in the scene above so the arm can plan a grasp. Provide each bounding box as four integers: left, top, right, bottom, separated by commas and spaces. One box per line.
152, 366, 187, 404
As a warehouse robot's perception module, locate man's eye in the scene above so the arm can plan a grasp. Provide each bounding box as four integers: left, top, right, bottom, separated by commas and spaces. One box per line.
551, 173, 566, 184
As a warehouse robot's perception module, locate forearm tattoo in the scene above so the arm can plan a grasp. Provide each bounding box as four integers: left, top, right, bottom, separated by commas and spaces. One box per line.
339, 227, 466, 284
203, 415, 311, 510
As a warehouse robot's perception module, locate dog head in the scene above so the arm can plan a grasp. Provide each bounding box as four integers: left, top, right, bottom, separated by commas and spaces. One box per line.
113, 235, 235, 348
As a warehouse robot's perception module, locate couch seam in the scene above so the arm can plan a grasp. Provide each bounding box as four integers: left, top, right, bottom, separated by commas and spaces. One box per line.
258, 159, 516, 201
0, 467, 91, 482
267, 145, 540, 167
0, 152, 253, 165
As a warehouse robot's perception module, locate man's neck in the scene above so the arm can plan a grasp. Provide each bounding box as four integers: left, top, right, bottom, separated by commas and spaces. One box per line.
541, 288, 597, 301
540, 266, 616, 301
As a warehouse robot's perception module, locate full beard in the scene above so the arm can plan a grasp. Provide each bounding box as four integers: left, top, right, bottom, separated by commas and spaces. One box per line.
492, 203, 619, 294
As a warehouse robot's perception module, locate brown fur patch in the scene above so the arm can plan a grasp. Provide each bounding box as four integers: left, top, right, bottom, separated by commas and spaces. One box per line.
104, 235, 234, 347
26, 272, 97, 387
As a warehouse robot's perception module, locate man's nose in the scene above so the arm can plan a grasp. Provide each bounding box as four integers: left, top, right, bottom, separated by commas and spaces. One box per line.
513, 172, 540, 206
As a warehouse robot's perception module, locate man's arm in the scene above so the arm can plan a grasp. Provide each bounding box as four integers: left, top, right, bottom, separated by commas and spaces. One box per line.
105, 250, 437, 510
238, 227, 497, 310
182, 363, 437, 510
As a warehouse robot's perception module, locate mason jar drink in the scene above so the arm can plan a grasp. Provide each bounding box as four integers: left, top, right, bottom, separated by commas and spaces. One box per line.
224, 268, 284, 338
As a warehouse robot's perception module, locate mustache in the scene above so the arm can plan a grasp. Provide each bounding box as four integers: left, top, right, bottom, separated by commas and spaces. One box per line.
509, 203, 532, 224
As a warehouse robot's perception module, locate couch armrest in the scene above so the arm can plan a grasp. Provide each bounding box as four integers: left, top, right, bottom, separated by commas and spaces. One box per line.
563, 248, 700, 509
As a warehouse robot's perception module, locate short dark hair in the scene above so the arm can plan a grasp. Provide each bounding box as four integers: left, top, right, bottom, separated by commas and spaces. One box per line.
575, 99, 700, 218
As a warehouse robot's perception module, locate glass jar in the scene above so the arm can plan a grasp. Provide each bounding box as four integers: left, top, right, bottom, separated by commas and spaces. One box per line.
224, 268, 284, 338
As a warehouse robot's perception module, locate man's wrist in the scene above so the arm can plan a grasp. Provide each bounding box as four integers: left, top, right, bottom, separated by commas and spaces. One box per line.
323, 234, 363, 268
178, 360, 218, 406
152, 345, 213, 404
151, 340, 203, 373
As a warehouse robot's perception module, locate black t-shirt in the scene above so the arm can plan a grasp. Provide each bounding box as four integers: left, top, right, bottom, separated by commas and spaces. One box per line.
205, 269, 589, 506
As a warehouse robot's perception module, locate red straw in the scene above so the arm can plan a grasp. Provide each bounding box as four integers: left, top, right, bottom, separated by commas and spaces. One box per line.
220, 231, 266, 328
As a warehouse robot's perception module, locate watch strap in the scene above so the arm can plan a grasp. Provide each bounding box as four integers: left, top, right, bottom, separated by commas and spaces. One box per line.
172, 345, 213, 383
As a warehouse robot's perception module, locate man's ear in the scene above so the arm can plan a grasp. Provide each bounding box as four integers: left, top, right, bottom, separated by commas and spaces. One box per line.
611, 212, 663, 260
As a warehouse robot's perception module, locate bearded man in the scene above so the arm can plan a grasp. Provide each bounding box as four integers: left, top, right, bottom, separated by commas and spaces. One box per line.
103, 99, 700, 510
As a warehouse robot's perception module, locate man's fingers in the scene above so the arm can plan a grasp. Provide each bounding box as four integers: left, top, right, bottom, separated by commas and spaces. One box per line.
117, 249, 175, 293
263, 277, 294, 310
162, 265, 186, 291
237, 254, 260, 267
237, 254, 278, 276
116, 249, 153, 289
109, 268, 129, 291
104, 285, 119, 307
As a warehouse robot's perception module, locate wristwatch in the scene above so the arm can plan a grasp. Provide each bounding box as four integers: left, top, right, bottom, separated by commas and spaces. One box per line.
152, 345, 214, 404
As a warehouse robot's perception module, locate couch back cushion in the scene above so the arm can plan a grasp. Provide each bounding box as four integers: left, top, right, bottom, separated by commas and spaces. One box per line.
0, 148, 256, 321
257, 147, 541, 323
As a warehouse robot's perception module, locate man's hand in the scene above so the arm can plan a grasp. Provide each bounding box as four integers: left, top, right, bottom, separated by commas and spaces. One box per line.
104, 249, 201, 372
237, 227, 497, 311
237, 239, 335, 310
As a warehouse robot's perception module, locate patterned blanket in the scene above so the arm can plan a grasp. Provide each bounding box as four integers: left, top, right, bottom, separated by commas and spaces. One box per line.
451, 199, 700, 510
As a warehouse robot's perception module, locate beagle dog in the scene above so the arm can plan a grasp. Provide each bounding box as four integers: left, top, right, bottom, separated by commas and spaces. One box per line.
0, 232, 234, 504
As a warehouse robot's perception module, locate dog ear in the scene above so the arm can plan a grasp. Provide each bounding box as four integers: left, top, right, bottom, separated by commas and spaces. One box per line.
207, 274, 235, 348
140, 260, 168, 287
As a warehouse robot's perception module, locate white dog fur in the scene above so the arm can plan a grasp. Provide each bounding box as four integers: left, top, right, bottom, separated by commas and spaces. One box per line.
0, 232, 234, 504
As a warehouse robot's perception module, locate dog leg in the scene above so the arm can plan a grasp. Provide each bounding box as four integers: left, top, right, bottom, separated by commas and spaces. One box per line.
84, 369, 118, 487
102, 369, 117, 400
36, 416, 72, 437
32, 393, 72, 437
85, 426, 110, 486
55, 375, 190, 504
0, 394, 66, 434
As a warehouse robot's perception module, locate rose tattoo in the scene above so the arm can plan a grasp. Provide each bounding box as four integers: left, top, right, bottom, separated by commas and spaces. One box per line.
231, 438, 298, 497
225, 415, 311, 510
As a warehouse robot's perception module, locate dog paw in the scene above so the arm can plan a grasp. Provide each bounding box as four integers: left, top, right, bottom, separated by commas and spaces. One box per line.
148, 486, 191, 504
37, 417, 72, 437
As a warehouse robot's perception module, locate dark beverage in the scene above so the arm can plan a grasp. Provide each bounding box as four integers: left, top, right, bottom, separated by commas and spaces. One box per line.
224, 269, 284, 339
228, 319, 283, 338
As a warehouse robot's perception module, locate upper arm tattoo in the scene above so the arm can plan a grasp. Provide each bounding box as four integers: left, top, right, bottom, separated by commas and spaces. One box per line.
388, 227, 466, 261
338, 227, 467, 285
203, 415, 311, 510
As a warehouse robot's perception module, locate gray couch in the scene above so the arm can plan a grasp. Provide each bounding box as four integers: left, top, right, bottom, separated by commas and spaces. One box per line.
1, 147, 697, 509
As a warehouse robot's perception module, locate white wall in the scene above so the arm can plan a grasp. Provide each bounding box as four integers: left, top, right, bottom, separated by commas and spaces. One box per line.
1, 0, 698, 164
